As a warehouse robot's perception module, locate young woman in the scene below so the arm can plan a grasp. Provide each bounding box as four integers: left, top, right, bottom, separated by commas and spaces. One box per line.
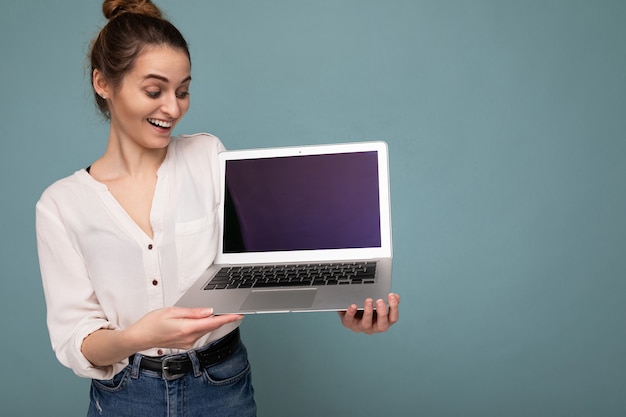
36, 1, 400, 416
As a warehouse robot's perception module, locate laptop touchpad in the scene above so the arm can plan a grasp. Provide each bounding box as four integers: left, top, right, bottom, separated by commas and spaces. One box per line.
241, 288, 317, 312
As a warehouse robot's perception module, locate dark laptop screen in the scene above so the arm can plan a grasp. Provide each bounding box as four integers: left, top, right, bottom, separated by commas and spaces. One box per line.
223, 151, 382, 253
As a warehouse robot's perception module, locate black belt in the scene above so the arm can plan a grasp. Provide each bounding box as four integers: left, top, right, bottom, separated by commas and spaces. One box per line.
131, 328, 240, 380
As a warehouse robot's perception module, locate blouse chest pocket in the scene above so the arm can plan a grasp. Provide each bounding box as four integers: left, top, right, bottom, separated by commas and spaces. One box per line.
175, 213, 219, 292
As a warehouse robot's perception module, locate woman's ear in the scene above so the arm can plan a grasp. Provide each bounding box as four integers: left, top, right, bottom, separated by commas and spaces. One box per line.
92, 69, 110, 99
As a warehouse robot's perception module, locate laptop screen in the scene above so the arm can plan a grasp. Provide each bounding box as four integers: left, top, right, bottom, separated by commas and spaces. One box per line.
223, 151, 382, 253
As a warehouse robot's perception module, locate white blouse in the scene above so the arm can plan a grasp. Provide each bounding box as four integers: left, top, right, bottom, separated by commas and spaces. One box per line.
36, 133, 240, 379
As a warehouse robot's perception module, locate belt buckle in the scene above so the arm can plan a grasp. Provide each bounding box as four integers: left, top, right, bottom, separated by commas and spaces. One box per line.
161, 356, 184, 381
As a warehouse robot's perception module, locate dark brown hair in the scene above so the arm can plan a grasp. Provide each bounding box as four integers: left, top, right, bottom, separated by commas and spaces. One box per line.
90, 0, 190, 118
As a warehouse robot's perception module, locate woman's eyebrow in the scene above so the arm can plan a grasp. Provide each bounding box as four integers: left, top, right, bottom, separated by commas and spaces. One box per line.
142, 74, 192, 84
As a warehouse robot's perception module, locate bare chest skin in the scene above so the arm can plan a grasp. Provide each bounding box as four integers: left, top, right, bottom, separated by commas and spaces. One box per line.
104, 175, 158, 239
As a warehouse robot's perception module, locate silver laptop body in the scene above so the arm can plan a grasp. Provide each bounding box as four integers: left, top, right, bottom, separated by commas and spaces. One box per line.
176, 141, 393, 314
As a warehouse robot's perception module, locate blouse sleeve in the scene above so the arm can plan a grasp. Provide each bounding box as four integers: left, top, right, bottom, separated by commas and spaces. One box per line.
36, 196, 122, 379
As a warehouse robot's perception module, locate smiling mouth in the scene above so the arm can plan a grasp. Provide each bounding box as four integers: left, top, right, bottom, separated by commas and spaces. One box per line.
147, 118, 173, 129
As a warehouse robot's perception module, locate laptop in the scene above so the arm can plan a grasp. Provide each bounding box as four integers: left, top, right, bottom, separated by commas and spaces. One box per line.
175, 141, 393, 314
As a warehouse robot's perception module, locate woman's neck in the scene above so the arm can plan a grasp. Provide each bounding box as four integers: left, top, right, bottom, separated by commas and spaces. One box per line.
91, 132, 169, 181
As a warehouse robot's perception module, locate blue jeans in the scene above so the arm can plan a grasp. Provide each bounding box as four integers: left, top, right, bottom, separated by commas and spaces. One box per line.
87, 338, 256, 417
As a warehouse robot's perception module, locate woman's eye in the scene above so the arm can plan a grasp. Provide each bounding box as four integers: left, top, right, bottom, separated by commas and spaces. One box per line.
176, 91, 190, 99
146, 90, 161, 98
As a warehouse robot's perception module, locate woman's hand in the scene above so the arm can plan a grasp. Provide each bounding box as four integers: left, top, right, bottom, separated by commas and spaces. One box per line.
81, 307, 243, 367
338, 293, 400, 334
127, 306, 243, 351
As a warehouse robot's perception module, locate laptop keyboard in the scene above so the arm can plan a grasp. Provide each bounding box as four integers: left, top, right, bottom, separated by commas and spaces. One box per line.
203, 261, 377, 290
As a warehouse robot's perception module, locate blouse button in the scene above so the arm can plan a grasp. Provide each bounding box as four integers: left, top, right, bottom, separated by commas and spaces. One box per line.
148, 244, 153, 250
152, 279, 159, 286
157, 349, 164, 356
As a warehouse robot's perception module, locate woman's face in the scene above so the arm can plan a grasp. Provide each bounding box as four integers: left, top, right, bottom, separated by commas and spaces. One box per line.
104, 45, 191, 150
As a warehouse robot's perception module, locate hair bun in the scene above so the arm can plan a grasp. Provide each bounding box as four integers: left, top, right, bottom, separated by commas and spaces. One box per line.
102, 0, 162, 20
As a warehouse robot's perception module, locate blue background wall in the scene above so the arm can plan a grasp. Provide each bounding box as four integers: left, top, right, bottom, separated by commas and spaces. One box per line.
1, 1, 625, 416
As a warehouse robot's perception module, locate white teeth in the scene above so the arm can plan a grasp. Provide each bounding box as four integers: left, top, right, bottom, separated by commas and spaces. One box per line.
148, 118, 173, 128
